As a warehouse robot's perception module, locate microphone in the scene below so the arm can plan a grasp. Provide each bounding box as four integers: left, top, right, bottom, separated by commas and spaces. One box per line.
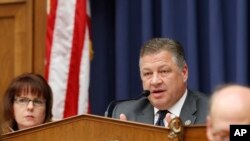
104, 90, 150, 117
142, 90, 150, 97
104, 100, 117, 117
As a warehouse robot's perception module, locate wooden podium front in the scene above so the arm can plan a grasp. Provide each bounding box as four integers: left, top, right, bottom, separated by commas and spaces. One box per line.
1, 114, 207, 141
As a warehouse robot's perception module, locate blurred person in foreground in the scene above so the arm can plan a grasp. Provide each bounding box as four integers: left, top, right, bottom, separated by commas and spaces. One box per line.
206, 84, 250, 141
108, 38, 209, 126
2, 73, 53, 133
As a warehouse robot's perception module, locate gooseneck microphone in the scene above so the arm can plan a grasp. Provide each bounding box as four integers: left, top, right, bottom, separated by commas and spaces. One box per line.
142, 90, 150, 97
104, 100, 116, 117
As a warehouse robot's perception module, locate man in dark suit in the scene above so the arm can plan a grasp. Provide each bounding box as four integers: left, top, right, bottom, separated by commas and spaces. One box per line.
108, 38, 208, 126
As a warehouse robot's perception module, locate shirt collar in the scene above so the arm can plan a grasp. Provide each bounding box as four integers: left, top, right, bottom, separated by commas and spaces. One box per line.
154, 88, 188, 117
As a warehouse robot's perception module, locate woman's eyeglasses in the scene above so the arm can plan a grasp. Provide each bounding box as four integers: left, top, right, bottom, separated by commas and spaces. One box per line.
14, 97, 46, 107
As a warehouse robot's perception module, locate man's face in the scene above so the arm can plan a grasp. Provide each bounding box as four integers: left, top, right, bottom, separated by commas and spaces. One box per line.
206, 116, 230, 141
139, 51, 188, 109
207, 105, 250, 141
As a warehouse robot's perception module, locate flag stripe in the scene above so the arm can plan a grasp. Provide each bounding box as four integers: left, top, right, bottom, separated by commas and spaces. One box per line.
77, 0, 92, 115
47, 0, 77, 120
63, 0, 87, 117
46, 0, 91, 120
78, 25, 90, 114
45, 0, 58, 80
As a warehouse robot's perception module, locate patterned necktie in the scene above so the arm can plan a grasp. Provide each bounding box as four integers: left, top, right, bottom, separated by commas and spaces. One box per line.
155, 110, 168, 126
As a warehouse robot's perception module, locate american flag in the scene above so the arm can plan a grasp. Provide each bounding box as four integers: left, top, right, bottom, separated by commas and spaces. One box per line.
45, 0, 92, 120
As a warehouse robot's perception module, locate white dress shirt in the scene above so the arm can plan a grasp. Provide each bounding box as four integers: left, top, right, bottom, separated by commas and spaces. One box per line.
154, 89, 188, 125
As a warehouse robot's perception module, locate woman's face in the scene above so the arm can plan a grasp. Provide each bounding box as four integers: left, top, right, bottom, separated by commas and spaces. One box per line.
13, 92, 46, 130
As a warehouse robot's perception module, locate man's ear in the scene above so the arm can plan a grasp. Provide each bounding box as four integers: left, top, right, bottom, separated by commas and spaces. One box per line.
182, 64, 188, 82
206, 116, 213, 141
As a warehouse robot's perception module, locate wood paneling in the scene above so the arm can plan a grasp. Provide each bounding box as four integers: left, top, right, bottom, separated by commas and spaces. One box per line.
0, 17, 15, 96
0, 1, 32, 98
33, 0, 46, 75
0, 0, 46, 102
0, 0, 26, 4
2, 114, 208, 141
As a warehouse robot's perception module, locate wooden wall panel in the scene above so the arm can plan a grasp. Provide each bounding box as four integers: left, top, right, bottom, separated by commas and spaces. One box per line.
33, 0, 46, 75
0, 0, 33, 100
0, 18, 15, 96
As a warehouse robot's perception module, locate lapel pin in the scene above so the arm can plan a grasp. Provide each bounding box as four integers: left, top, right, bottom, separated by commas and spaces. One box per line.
184, 120, 191, 125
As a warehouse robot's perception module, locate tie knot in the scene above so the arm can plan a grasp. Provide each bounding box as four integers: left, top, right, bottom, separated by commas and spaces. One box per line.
158, 110, 168, 120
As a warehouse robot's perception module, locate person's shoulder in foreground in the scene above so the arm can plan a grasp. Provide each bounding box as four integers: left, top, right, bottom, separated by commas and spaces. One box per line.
107, 37, 209, 125
206, 84, 250, 141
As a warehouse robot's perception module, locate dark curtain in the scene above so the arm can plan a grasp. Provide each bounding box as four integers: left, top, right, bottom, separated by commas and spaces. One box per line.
90, 0, 250, 115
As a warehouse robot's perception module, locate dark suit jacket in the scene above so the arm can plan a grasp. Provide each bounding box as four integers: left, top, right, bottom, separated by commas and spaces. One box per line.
111, 90, 209, 125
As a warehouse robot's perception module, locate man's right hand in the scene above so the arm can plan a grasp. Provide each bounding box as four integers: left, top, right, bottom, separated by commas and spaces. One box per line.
119, 113, 127, 121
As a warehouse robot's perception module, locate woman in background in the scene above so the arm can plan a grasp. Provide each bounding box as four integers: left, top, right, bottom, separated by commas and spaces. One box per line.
2, 73, 53, 133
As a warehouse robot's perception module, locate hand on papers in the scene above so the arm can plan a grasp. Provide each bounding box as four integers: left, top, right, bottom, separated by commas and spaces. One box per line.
119, 112, 177, 128
119, 113, 128, 121
164, 113, 176, 127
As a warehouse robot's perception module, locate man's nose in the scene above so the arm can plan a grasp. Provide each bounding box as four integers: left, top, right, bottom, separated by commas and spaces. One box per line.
151, 73, 162, 85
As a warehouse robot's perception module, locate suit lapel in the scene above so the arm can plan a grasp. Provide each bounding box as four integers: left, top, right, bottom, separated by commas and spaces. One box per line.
180, 90, 198, 125
136, 103, 154, 124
